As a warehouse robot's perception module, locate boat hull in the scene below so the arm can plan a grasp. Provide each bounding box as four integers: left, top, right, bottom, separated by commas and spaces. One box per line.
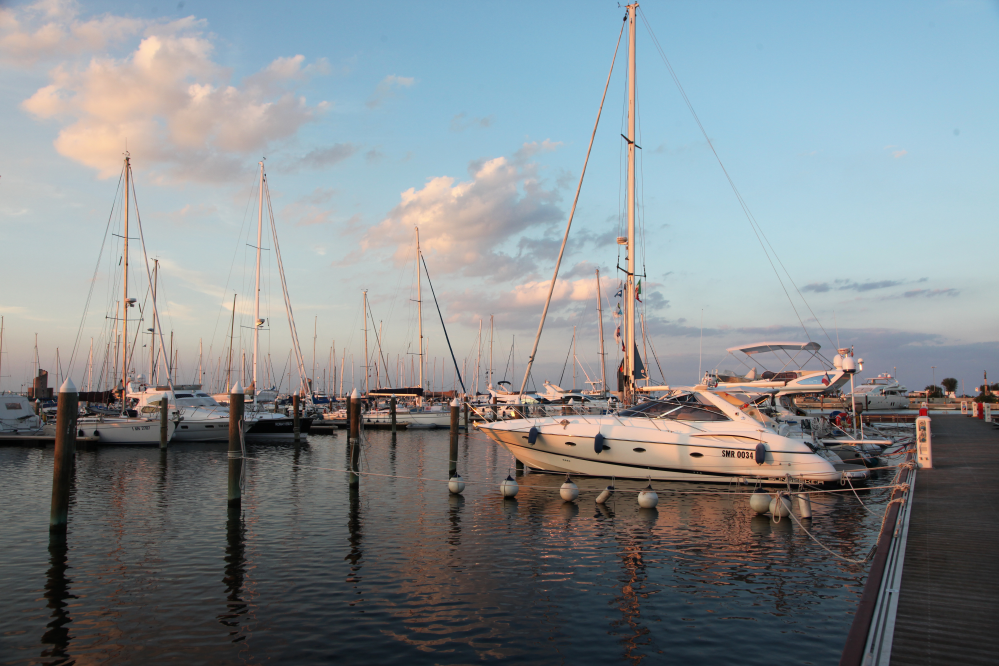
75, 417, 176, 445
245, 416, 313, 440
477, 416, 841, 485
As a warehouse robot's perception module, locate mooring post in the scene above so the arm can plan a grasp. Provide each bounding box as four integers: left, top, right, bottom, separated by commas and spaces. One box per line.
228, 381, 244, 506
344, 392, 351, 431
50, 379, 79, 533
449, 398, 460, 479
390, 395, 397, 434
349, 388, 361, 487
490, 395, 497, 422
159, 395, 169, 449
293, 393, 301, 444
463, 400, 469, 433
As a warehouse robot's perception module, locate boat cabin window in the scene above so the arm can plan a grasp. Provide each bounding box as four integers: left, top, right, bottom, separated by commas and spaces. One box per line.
619, 396, 731, 421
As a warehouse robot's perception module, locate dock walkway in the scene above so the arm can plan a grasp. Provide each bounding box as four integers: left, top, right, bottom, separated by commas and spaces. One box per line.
890, 415, 998, 665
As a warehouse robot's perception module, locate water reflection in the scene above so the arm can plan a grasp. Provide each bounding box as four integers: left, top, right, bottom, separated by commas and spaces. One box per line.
448, 493, 464, 547
40, 533, 75, 664
345, 485, 363, 599
219, 505, 248, 641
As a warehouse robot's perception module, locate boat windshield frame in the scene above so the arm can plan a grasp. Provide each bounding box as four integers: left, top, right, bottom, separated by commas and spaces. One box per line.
618, 394, 732, 422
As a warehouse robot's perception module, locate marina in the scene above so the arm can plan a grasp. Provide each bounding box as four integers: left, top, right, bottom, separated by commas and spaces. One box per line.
0, 2, 995, 665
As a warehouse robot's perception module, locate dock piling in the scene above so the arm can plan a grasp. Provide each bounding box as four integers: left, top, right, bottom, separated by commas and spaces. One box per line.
349, 388, 361, 487
292, 393, 300, 444
390, 396, 397, 434
449, 398, 459, 479
463, 401, 469, 433
228, 382, 244, 506
159, 396, 169, 449
49, 378, 78, 534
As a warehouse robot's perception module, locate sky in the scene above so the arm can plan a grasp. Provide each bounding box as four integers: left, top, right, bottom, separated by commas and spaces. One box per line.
1, 0, 997, 396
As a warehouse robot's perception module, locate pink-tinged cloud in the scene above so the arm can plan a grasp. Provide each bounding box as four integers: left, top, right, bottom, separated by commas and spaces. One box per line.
18, 11, 328, 181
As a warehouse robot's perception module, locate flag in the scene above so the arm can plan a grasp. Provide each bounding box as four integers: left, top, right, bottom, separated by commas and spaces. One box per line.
614, 286, 623, 298
613, 303, 622, 318
635, 280, 642, 303
614, 325, 623, 351
822, 372, 830, 385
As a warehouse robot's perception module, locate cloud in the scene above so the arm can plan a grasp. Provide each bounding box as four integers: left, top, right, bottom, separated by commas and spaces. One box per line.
803, 279, 904, 293
450, 112, 494, 132
18, 10, 328, 181
893, 150, 907, 159
365, 148, 385, 163
899, 288, 959, 299
0, 0, 145, 65
366, 74, 413, 109
296, 143, 359, 170
363, 146, 564, 281
513, 139, 562, 163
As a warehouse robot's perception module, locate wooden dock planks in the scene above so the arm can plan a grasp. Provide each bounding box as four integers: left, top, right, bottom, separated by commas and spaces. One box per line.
890, 415, 999, 665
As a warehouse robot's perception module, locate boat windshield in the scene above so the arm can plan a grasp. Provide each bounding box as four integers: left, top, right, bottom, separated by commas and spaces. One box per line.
713, 391, 767, 423
618, 395, 731, 421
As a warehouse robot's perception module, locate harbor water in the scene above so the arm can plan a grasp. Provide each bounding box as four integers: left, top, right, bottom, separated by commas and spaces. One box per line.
1, 430, 890, 665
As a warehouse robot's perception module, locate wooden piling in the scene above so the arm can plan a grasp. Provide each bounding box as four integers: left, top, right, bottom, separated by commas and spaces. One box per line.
463, 401, 469, 433
228, 382, 244, 506
49, 379, 78, 533
292, 393, 301, 444
159, 395, 169, 449
349, 388, 361, 487
390, 396, 397, 434
449, 398, 459, 479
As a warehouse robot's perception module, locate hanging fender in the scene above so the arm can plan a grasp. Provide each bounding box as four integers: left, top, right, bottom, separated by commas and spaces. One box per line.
594, 432, 606, 454
527, 426, 539, 445
755, 442, 767, 465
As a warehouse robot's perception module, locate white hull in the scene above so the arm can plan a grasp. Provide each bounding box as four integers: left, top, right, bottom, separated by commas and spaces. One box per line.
477, 414, 841, 485
76, 417, 176, 445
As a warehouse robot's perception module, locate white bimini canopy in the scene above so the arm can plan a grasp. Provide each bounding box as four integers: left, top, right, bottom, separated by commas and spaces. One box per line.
727, 341, 821, 355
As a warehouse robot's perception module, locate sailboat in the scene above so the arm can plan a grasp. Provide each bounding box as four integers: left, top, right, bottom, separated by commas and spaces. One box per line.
75, 154, 177, 445
363, 227, 453, 428
477, 4, 842, 485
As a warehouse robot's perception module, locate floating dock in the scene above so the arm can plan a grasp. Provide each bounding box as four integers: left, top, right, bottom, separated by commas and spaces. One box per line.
842, 415, 998, 665
890, 415, 998, 665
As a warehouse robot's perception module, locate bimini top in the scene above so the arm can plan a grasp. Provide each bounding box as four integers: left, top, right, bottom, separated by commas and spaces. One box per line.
726, 341, 821, 355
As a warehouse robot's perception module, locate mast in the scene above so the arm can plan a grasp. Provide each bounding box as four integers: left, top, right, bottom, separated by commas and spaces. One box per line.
489, 314, 494, 390
122, 154, 130, 403
475, 318, 482, 395
312, 315, 317, 395
253, 160, 263, 405
363, 290, 369, 396
416, 226, 424, 404
0, 316, 4, 392
624, 2, 638, 405
227, 293, 236, 390
596, 268, 607, 395
572, 326, 576, 391
149, 259, 158, 383
198, 338, 202, 387
87, 338, 93, 393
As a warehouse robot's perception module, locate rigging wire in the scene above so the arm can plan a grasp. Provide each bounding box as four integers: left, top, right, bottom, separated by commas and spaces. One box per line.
638, 8, 834, 347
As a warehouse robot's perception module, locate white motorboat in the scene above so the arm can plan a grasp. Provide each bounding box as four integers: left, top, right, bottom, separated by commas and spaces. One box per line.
478, 389, 841, 484
479, 6, 856, 486
842, 374, 909, 410
73, 413, 176, 445
0, 394, 45, 435
130, 384, 235, 442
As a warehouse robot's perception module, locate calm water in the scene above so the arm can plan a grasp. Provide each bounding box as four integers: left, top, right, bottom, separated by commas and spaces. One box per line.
0, 429, 888, 665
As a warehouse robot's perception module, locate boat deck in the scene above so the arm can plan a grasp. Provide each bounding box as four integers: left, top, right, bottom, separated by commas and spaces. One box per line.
890, 415, 999, 665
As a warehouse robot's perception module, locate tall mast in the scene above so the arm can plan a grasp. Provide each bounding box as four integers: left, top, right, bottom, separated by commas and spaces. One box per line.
475, 319, 482, 395
572, 325, 576, 391
122, 154, 130, 402
87, 338, 93, 393
198, 338, 202, 387
312, 315, 317, 395
363, 290, 369, 396
227, 293, 236, 390
149, 259, 157, 383
624, 3, 638, 405
253, 161, 264, 405
596, 268, 607, 395
0, 316, 4, 392
416, 227, 424, 404
489, 315, 494, 390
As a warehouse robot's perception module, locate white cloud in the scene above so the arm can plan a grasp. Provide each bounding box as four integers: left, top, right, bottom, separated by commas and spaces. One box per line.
16, 8, 328, 181
363, 145, 564, 280
0, 1, 145, 65
366, 74, 414, 109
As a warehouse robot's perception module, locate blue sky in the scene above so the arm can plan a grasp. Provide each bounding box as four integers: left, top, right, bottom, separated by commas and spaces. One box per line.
1, 0, 996, 395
